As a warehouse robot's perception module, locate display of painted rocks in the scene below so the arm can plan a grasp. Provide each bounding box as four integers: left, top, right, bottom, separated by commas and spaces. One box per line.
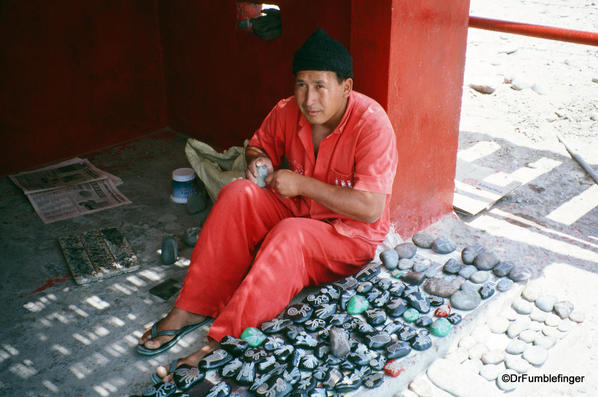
447, 313, 462, 325
432, 237, 456, 254
173, 365, 205, 391
364, 331, 391, 350
411, 333, 433, 351
260, 318, 291, 335
429, 318, 452, 337
443, 258, 461, 274
434, 304, 451, 318
347, 294, 370, 315
458, 265, 477, 279
403, 308, 420, 323
254, 375, 293, 397
450, 290, 481, 310
220, 335, 249, 356
262, 335, 286, 351
553, 300, 574, 319
412, 233, 435, 248
142, 382, 177, 397
304, 318, 327, 332
235, 361, 256, 386
219, 357, 243, 378
380, 249, 399, 270
424, 276, 464, 297
401, 271, 426, 285
285, 303, 313, 323
508, 265, 531, 281
535, 295, 558, 312
497, 278, 514, 292
493, 261, 514, 277
241, 327, 266, 347
398, 258, 414, 270
473, 251, 499, 270
461, 244, 484, 264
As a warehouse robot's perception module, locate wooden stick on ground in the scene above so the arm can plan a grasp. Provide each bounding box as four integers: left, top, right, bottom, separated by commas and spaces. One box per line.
557, 134, 598, 185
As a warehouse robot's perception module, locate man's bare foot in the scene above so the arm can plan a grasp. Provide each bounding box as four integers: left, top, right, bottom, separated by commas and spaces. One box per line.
156, 339, 220, 383
138, 307, 206, 350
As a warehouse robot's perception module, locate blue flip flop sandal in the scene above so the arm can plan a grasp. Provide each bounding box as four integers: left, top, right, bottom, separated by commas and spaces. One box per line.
136, 318, 209, 356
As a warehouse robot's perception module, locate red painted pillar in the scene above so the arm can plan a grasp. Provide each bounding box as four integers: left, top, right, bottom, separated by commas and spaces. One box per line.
351, 0, 470, 238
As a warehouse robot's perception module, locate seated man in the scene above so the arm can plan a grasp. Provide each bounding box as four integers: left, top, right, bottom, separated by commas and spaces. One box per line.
138, 28, 398, 380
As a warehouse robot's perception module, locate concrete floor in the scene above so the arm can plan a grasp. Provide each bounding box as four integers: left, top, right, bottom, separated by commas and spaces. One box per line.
1, 127, 597, 397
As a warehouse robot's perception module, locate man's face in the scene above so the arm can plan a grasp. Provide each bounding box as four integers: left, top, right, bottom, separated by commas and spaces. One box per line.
294, 70, 352, 129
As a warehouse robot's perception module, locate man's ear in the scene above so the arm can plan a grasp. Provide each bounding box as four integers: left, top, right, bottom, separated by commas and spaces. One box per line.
343, 78, 353, 98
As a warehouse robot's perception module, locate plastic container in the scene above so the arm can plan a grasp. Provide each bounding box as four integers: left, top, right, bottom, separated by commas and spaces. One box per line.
171, 168, 198, 203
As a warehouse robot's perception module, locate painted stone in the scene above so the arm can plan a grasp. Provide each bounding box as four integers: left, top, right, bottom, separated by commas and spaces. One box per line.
412, 233, 435, 248
434, 304, 451, 318
473, 251, 499, 270
325, 354, 343, 366
355, 262, 381, 281
384, 359, 406, 377
462, 244, 484, 264
402, 271, 426, 285
508, 265, 531, 281
382, 321, 402, 335
333, 276, 358, 291
313, 303, 336, 320
219, 358, 243, 378
304, 318, 327, 332
300, 354, 320, 371
535, 295, 558, 312
351, 318, 376, 335
415, 316, 433, 328
493, 261, 514, 277
395, 242, 417, 259
497, 278, 514, 292
330, 327, 351, 359
290, 348, 306, 368
450, 290, 481, 311
430, 318, 452, 337
328, 313, 349, 327
470, 271, 490, 284
398, 326, 417, 341
363, 372, 385, 389
432, 237, 456, 254
285, 324, 304, 341
554, 300, 574, 319
294, 376, 317, 394
411, 333, 433, 351
356, 281, 374, 294
241, 327, 266, 347
220, 335, 249, 356
443, 258, 462, 274
236, 361, 256, 386
392, 270, 406, 279
160, 236, 178, 265
386, 341, 411, 360
173, 365, 205, 391
283, 366, 301, 385
398, 258, 414, 270
205, 381, 231, 397
339, 289, 356, 311
254, 375, 293, 397
447, 313, 462, 325
322, 367, 343, 390
380, 249, 399, 270
429, 295, 444, 307
260, 318, 291, 335
364, 308, 387, 326
388, 279, 406, 297
244, 347, 268, 362
263, 335, 286, 351
320, 285, 340, 300
312, 364, 330, 381
198, 349, 233, 370
335, 372, 362, 393
347, 351, 371, 366
294, 331, 318, 349
403, 308, 420, 323
424, 276, 464, 297
372, 290, 391, 308
347, 295, 369, 315
368, 355, 386, 371
365, 332, 392, 350
257, 355, 277, 373
376, 277, 393, 291
402, 284, 420, 298
407, 291, 431, 313
458, 265, 477, 279
285, 303, 313, 323
479, 283, 495, 299
365, 287, 382, 303
273, 344, 294, 362
306, 293, 329, 306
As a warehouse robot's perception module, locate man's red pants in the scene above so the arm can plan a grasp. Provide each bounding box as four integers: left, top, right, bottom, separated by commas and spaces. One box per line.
175, 179, 377, 341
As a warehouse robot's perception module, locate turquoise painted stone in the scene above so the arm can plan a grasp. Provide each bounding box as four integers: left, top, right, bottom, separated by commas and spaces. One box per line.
391, 270, 405, 279
403, 308, 420, 323
429, 318, 452, 337
346, 295, 369, 315
241, 327, 266, 347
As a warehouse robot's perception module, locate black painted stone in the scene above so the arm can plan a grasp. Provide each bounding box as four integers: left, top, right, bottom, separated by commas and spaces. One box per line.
261, 318, 292, 335
322, 367, 343, 389
284, 366, 302, 385
443, 258, 462, 274
290, 348, 306, 367
369, 355, 386, 370
236, 361, 256, 386
376, 277, 393, 291
285, 324, 305, 341
429, 295, 445, 307
304, 318, 327, 332
398, 326, 417, 341
363, 372, 385, 389
285, 303, 313, 324
306, 293, 329, 306
479, 283, 495, 299
295, 376, 317, 393
385, 297, 409, 317
351, 318, 376, 335
198, 349, 233, 370
333, 276, 358, 291
173, 364, 205, 391
415, 316, 433, 328
205, 381, 231, 397
220, 335, 249, 356
295, 331, 318, 349
411, 333, 433, 351
356, 281, 374, 294
320, 285, 340, 300
340, 360, 355, 371
417, 328, 430, 336
365, 332, 392, 349
402, 271, 426, 286
388, 279, 406, 297
372, 290, 391, 308
307, 388, 327, 397
328, 312, 349, 327
493, 261, 515, 277
335, 373, 362, 393
244, 347, 268, 363
355, 262, 381, 281
347, 351, 371, 366
339, 289, 356, 311
313, 303, 336, 320
300, 354, 320, 371
407, 291, 431, 313
257, 355, 277, 373
254, 375, 293, 397
314, 344, 330, 359
142, 382, 176, 397
364, 308, 387, 326
263, 335, 286, 351
402, 284, 420, 297
317, 325, 332, 340
273, 344, 294, 362
382, 321, 402, 335
447, 313, 463, 325
386, 340, 411, 359
325, 354, 343, 366
219, 358, 242, 379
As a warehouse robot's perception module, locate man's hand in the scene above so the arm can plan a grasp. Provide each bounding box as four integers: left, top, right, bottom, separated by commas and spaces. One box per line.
266, 169, 304, 198
245, 146, 274, 185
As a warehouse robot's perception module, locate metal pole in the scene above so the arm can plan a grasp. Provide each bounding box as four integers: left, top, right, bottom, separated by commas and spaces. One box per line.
469, 16, 598, 46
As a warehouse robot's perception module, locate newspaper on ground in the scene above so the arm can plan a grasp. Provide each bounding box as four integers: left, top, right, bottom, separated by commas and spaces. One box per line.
10, 158, 131, 223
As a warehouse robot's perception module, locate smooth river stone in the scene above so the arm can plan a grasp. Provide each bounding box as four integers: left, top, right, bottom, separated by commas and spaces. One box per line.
488, 317, 510, 334
423, 276, 464, 298
519, 330, 538, 343
508, 265, 531, 282
429, 318, 452, 337
481, 349, 505, 364
544, 313, 561, 326
398, 258, 414, 270
569, 310, 585, 323
479, 283, 495, 299
479, 364, 502, 381
507, 318, 531, 338
535, 295, 558, 312
505, 356, 530, 373
512, 298, 533, 314
412, 233, 435, 248
403, 308, 420, 323
497, 278, 514, 292
450, 290, 481, 311
473, 251, 499, 270
506, 339, 528, 355
553, 300, 574, 319
458, 265, 477, 279
432, 237, 456, 254
347, 295, 369, 315
530, 309, 547, 322
427, 359, 498, 396
160, 236, 178, 265
523, 346, 549, 366
412, 259, 431, 273
395, 242, 417, 259
443, 258, 461, 274
329, 328, 350, 358
522, 283, 542, 301
241, 327, 266, 347
402, 271, 426, 286
493, 261, 514, 277
534, 335, 556, 349
462, 244, 484, 264
380, 249, 399, 270
460, 280, 481, 293
469, 271, 490, 284
496, 369, 517, 391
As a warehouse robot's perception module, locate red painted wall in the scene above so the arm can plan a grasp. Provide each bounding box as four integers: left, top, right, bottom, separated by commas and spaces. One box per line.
158, 0, 350, 151
0, 0, 166, 175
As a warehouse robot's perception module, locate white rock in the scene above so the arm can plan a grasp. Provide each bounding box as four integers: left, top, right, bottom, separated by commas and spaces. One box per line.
459, 335, 477, 350
523, 345, 549, 366
505, 356, 531, 373
488, 316, 510, 334
485, 333, 510, 351
535, 295, 558, 312
481, 349, 505, 365
502, 307, 519, 321
507, 317, 531, 338
529, 321, 544, 331
496, 369, 518, 391
531, 83, 547, 95
462, 358, 484, 374
569, 310, 585, 323
519, 330, 538, 343
427, 359, 498, 397
558, 320, 571, 333
445, 349, 469, 364
409, 374, 438, 397
468, 344, 488, 361
534, 335, 557, 349
479, 363, 503, 381
542, 325, 561, 338
506, 339, 528, 355
545, 313, 561, 326
530, 309, 547, 322
471, 326, 491, 343
512, 298, 533, 314
511, 77, 533, 90
522, 283, 541, 301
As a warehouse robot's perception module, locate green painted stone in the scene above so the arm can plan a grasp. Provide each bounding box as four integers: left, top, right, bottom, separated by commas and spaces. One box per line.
240, 327, 266, 347
347, 295, 370, 315
430, 318, 452, 337
392, 270, 405, 279
403, 308, 420, 323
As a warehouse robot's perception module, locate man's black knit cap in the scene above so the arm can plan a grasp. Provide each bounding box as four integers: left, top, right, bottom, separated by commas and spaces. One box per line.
292, 28, 353, 78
